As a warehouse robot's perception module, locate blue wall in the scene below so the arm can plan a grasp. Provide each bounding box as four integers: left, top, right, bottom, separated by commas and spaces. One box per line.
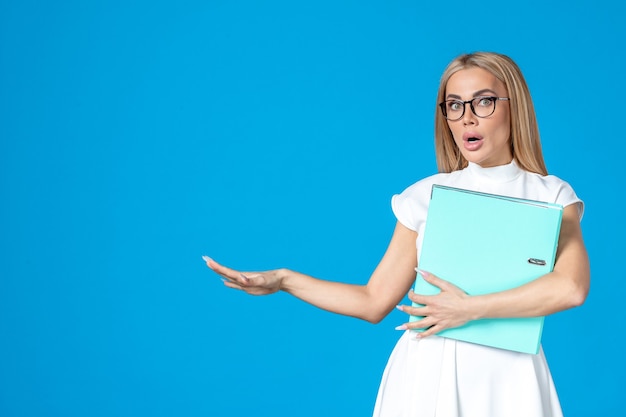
1, 1, 623, 416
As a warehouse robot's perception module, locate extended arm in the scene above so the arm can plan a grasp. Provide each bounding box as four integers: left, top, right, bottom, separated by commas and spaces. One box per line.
206, 221, 418, 323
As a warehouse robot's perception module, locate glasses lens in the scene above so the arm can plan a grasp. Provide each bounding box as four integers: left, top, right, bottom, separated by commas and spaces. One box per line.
444, 100, 464, 120
472, 97, 496, 118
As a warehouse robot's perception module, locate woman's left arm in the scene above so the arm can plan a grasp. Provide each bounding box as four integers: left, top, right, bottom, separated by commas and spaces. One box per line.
401, 203, 590, 337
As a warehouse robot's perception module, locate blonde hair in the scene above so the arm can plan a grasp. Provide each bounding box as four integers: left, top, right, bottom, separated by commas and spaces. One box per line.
434, 52, 548, 175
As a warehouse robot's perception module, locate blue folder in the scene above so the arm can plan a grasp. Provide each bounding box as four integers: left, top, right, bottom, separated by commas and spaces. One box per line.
409, 185, 563, 354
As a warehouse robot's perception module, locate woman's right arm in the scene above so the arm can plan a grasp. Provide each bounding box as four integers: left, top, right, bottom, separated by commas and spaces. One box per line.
205, 221, 418, 323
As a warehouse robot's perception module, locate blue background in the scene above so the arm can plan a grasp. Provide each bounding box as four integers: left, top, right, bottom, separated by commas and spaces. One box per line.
1, 1, 624, 416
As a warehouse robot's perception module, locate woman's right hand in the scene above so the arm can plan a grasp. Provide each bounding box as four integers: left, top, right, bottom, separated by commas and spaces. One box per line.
203, 256, 285, 296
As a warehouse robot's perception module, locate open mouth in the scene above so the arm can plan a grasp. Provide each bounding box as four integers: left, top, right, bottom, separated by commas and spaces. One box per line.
462, 133, 484, 151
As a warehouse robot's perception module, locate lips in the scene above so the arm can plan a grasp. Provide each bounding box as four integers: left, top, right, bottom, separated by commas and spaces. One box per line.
462, 132, 484, 151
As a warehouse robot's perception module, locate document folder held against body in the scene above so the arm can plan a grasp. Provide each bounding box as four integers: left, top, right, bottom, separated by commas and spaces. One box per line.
409, 185, 564, 354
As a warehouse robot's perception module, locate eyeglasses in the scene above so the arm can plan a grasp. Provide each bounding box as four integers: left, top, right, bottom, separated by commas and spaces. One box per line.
439, 96, 510, 121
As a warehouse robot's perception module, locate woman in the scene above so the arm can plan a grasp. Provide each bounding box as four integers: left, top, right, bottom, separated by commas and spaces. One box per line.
204, 52, 590, 417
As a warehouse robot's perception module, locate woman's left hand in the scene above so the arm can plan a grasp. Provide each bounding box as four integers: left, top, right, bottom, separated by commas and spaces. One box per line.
397, 270, 475, 338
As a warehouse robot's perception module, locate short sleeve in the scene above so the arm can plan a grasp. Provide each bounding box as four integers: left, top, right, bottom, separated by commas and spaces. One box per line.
391, 192, 417, 231
553, 179, 585, 221
390, 177, 436, 233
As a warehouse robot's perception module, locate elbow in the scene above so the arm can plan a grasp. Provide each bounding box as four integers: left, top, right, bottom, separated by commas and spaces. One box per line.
553, 261, 590, 310
365, 315, 385, 325
361, 306, 394, 324
568, 285, 589, 309
565, 275, 590, 309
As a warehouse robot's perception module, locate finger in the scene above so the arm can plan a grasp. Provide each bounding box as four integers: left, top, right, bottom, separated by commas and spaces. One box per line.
203, 257, 244, 281
223, 280, 244, 291
418, 324, 443, 339
407, 290, 429, 305
394, 314, 432, 331
407, 316, 435, 331
227, 272, 265, 289
417, 269, 455, 292
396, 302, 429, 324
217, 266, 256, 286
408, 308, 429, 320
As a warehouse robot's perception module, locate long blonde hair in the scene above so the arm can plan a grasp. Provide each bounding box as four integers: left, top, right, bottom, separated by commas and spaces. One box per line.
434, 52, 548, 175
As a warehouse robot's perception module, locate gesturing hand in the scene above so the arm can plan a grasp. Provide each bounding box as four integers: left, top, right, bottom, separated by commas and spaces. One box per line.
396, 270, 474, 338
203, 256, 283, 296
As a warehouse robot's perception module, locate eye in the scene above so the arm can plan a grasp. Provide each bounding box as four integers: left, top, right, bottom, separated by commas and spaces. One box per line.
447, 101, 463, 112
475, 97, 495, 107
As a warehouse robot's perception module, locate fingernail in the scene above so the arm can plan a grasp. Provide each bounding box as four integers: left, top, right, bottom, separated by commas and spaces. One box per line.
417, 269, 429, 278
202, 256, 213, 263
395, 305, 404, 312
395, 324, 408, 331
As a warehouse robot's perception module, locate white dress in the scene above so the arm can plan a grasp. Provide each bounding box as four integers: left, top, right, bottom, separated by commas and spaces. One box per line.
373, 161, 583, 417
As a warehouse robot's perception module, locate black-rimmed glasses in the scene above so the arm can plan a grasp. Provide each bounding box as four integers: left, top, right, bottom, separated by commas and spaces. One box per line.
439, 96, 510, 121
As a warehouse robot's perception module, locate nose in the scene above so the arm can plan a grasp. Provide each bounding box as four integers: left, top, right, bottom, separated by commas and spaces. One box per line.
462, 102, 477, 125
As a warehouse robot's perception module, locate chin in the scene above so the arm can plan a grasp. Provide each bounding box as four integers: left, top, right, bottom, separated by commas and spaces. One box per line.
461, 152, 485, 165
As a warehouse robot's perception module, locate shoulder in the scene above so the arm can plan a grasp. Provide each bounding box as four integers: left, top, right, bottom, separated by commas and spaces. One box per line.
391, 170, 466, 231
393, 171, 460, 205
395, 170, 466, 199
521, 171, 584, 219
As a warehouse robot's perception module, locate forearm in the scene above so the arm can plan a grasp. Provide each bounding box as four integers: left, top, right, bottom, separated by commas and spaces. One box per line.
279, 269, 393, 323
276, 222, 417, 323
467, 269, 588, 320
468, 205, 590, 320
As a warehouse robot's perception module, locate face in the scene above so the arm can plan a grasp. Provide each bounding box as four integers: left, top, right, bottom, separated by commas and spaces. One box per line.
444, 67, 512, 168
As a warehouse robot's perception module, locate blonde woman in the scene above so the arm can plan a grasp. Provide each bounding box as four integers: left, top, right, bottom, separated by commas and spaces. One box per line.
204, 52, 590, 417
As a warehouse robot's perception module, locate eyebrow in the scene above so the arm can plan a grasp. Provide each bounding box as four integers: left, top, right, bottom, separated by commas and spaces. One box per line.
446, 89, 499, 100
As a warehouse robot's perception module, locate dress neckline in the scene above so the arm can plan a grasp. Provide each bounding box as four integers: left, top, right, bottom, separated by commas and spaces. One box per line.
467, 160, 523, 183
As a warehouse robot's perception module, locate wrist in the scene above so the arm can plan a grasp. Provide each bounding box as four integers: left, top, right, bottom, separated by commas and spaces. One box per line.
276, 268, 292, 292
466, 294, 486, 321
